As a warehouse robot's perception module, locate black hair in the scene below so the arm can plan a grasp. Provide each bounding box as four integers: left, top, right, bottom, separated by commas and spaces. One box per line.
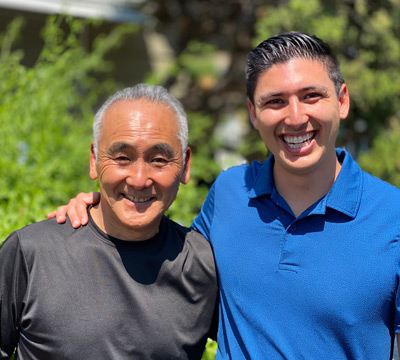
246, 32, 344, 104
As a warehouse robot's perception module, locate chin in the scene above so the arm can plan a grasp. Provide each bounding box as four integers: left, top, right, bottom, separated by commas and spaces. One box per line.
124, 216, 161, 230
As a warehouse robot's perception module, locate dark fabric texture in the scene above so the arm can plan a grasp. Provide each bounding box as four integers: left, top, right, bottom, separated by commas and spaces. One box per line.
0, 213, 218, 360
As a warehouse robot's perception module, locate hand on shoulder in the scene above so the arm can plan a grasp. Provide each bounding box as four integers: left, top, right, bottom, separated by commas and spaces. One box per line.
47, 192, 100, 228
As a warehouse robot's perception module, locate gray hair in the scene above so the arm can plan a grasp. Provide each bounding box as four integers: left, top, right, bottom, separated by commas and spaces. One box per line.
93, 84, 189, 161
246, 32, 344, 104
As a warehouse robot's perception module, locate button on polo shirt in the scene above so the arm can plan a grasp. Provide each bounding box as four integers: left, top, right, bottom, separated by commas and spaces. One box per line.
246, 149, 361, 275
193, 148, 400, 360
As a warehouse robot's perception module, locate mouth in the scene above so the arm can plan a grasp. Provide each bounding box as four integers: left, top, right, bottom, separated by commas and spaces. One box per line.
282, 131, 316, 149
122, 194, 154, 204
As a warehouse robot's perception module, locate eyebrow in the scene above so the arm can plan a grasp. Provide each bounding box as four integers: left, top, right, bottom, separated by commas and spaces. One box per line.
107, 142, 176, 158
107, 142, 134, 155
256, 86, 329, 105
152, 143, 176, 158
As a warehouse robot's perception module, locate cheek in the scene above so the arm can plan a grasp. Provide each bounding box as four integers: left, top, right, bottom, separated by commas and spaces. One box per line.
97, 163, 126, 183
257, 120, 276, 140
155, 168, 183, 190
319, 113, 341, 133
257, 111, 280, 129
311, 101, 339, 119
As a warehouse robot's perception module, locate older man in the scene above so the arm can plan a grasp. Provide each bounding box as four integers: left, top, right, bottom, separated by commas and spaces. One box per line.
0, 84, 218, 359
51, 32, 400, 359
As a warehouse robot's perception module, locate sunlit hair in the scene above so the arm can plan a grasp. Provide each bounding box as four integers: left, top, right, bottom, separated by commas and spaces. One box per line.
93, 84, 188, 161
246, 31, 344, 104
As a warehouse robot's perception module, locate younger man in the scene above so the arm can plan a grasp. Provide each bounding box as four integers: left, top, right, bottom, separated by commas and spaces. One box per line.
49, 33, 400, 359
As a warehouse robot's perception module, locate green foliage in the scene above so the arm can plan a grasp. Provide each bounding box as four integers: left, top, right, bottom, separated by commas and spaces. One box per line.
146, 40, 221, 91
168, 111, 222, 226
3, 3, 400, 358
0, 15, 218, 358
146, 0, 400, 188
0, 16, 136, 242
202, 339, 218, 360
358, 123, 400, 187
149, 0, 400, 228
179, 41, 220, 82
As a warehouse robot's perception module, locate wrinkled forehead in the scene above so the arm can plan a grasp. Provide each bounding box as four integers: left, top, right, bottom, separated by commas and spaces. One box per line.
103, 99, 177, 130
100, 99, 181, 148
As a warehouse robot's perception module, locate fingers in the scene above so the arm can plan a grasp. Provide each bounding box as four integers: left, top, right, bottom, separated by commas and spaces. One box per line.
47, 210, 59, 220
81, 191, 100, 206
48, 205, 68, 224
57, 206, 68, 224
73, 193, 90, 227
47, 207, 67, 223
47, 201, 83, 227
72, 191, 101, 227
46, 191, 101, 228
66, 199, 82, 228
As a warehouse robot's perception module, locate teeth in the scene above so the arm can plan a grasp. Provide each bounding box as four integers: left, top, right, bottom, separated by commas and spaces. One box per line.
124, 194, 151, 203
283, 132, 314, 149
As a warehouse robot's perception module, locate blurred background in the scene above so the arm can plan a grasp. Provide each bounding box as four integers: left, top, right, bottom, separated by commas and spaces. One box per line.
0, 1, 400, 358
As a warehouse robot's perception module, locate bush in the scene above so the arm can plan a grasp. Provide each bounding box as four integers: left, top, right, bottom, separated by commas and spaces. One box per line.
0, 16, 135, 241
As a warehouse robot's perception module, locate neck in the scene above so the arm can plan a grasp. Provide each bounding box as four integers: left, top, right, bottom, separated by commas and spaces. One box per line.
89, 205, 160, 241
273, 153, 341, 218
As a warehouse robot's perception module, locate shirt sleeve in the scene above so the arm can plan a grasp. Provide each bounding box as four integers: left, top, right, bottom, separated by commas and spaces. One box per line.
191, 183, 216, 241
207, 296, 219, 341
0, 232, 28, 359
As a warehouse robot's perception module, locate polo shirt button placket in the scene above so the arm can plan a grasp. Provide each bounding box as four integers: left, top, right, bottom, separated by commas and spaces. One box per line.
277, 223, 300, 272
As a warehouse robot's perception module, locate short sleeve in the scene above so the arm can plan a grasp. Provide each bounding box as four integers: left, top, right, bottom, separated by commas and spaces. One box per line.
191, 183, 216, 242
0, 232, 28, 359
207, 297, 219, 341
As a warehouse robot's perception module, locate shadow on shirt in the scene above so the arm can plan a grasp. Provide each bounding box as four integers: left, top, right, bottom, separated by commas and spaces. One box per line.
110, 217, 185, 285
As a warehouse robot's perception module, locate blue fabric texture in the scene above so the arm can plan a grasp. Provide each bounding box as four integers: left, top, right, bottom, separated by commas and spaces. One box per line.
192, 148, 400, 360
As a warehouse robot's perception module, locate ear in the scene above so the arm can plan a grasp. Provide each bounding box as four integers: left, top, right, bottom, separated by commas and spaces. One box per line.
89, 142, 98, 180
338, 84, 350, 120
247, 98, 259, 130
180, 147, 191, 184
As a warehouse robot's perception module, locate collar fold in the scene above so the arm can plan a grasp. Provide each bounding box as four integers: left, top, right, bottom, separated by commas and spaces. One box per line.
248, 149, 362, 219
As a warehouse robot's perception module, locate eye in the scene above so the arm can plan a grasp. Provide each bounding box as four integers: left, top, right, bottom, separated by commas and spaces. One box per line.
151, 157, 169, 167
267, 99, 284, 105
114, 155, 131, 164
303, 92, 325, 103
263, 98, 286, 109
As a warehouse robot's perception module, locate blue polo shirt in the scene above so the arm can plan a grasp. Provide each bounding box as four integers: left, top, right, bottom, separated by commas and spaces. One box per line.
193, 148, 400, 359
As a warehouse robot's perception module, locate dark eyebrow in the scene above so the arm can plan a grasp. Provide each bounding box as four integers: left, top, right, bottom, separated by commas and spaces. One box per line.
256, 93, 282, 106
256, 86, 329, 106
107, 142, 134, 155
107, 142, 176, 158
152, 143, 176, 158
302, 85, 329, 93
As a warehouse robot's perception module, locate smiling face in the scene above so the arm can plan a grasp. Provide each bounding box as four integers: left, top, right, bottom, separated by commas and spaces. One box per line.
89, 99, 191, 240
248, 57, 349, 179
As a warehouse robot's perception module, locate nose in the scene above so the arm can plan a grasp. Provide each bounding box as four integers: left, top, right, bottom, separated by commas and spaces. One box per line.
285, 97, 307, 128
125, 160, 153, 190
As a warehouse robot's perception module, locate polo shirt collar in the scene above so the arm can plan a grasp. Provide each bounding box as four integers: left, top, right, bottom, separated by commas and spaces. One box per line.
248, 155, 275, 198
324, 148, 362, 218
248, 148, 362, 219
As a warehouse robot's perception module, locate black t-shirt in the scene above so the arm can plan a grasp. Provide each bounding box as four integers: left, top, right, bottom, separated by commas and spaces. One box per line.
0, 214, 218, 359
